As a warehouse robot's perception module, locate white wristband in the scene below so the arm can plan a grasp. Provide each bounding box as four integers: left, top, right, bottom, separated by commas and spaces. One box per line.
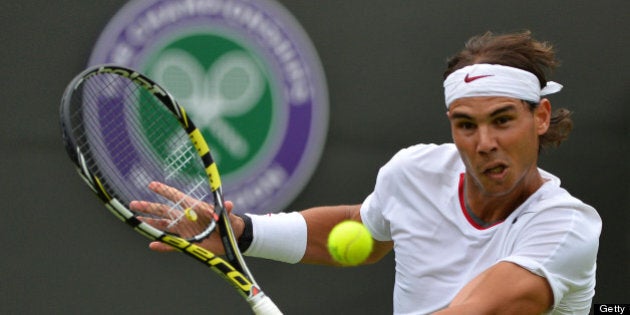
243, 212, 307, 264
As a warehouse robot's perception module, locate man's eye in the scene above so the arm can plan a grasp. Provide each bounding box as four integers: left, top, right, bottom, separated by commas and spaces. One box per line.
458, 122, 475, 130
495, 116, 512, 125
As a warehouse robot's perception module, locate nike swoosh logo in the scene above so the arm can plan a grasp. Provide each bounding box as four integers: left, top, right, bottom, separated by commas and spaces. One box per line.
464, 74, 493, 83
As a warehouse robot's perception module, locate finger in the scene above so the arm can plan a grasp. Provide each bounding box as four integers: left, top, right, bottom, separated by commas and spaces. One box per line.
149, 241, 178, 252
130, 200, 180, 220
148, 182, 217, 216
137, 216, 172, 230
225, 200, 234, 214
149, 181, 198, 208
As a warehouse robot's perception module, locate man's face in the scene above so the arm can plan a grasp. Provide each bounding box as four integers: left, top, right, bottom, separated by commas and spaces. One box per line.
447, 96, 550, 197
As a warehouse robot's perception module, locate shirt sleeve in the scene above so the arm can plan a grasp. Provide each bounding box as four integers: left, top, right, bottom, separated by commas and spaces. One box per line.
359, 148, 409, 242
359, 143, 450, 242
360, 192, 392, 241
499, 201, 601, 313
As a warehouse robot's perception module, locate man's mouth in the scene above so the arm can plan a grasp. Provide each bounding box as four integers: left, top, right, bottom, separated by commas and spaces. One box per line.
482, 163, 508, 178
486, 165, 506, 174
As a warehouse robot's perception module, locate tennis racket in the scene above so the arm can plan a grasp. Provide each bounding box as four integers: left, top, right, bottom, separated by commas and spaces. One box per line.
60, 64, 282, 314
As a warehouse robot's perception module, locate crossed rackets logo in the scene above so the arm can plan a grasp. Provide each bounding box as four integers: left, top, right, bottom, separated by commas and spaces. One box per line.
90, 0, 328, 214
150, 49, 266, 162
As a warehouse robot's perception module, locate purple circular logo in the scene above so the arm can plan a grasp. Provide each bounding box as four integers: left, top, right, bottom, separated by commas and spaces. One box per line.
89, 0, 328, 214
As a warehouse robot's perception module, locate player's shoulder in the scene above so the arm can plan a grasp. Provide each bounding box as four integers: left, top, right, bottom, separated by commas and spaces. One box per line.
522, 171, 601, 236
375, 143, 463, 188
539, 170, 599, 217
388, 143, 462, 170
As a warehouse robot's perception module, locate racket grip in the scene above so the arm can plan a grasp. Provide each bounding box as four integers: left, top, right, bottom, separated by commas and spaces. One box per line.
249, 294, 283, 315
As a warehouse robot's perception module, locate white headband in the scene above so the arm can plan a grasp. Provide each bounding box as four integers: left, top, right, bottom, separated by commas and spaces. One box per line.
443, 64, 563, 108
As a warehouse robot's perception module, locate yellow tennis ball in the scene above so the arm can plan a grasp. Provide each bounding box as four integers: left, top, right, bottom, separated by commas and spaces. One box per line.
327, 221, 373, 266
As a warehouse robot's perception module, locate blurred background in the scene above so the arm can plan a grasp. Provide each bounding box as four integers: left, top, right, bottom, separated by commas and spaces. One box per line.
2, 0, 628, 313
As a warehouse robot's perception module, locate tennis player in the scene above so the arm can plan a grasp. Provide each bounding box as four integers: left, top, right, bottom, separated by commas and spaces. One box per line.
150, 31, 601, 314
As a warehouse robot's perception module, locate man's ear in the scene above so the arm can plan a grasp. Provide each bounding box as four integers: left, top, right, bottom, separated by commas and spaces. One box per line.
535, 99, 551, 135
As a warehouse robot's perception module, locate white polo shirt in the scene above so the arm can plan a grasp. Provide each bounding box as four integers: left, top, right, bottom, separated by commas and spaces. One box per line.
360, 143, 601, 314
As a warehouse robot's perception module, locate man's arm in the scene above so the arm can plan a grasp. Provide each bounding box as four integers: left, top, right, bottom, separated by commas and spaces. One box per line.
299, 204, 393, 265
435, 261, 553, 314
148, 202, 393, 266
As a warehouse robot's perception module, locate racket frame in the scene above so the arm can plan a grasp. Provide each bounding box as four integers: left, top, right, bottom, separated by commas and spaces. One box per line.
60, 65, 281, 314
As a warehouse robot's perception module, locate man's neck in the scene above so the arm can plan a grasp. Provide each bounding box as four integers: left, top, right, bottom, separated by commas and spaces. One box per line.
464, 172, 545, 224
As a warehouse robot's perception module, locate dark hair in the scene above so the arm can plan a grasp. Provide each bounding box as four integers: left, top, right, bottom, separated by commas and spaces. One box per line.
444, 30, 573, 152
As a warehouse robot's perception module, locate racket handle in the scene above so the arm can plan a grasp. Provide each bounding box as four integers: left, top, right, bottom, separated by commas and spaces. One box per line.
249, 293, 283, 315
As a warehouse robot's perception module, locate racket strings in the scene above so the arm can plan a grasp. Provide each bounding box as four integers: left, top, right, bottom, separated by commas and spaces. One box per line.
164, 142, 198, 180
72, 73, 216, 239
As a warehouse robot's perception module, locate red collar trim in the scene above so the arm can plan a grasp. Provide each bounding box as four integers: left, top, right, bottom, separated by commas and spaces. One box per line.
458, 173, 504, 230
